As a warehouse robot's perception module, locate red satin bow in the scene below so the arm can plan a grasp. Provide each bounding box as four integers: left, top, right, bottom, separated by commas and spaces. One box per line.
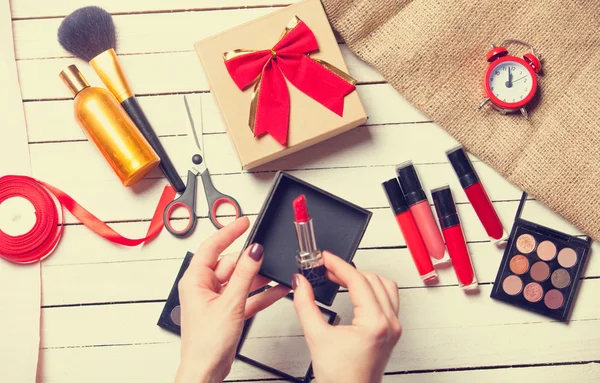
223, 17, 357, 146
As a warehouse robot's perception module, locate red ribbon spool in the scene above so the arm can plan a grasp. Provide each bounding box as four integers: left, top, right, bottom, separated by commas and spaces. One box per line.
0, 175, 175, 264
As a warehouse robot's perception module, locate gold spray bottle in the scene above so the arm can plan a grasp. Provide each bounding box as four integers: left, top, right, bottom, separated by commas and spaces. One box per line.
59, 65, 160, 186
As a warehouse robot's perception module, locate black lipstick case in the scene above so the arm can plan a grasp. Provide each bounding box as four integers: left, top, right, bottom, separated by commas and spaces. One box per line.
243, 171, 372, 306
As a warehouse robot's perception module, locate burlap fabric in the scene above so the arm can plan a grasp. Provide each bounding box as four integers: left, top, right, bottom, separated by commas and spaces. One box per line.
321, 0, 600, 241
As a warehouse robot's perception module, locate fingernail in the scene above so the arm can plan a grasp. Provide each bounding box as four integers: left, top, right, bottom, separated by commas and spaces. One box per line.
248, 243, 264, 261
292, 274, 300, 290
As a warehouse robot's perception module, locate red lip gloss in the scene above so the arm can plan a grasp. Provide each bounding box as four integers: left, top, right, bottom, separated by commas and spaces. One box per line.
397, 161, 448, 263
293, 195, 327, 286
431, 186, 478, 290
383, 178, 437, 282
446, 146, 506, 242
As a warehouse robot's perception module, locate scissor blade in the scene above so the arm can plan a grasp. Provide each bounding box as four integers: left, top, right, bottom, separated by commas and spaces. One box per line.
183, 95, 203, 153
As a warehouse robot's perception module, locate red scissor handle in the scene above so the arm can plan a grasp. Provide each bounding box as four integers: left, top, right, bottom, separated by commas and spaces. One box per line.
163, 170, 198, 238
163, 201, 196, 237
209, 197, 242, 229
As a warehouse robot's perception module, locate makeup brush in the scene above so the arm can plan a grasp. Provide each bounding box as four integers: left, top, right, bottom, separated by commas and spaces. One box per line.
58, 6, 185, 192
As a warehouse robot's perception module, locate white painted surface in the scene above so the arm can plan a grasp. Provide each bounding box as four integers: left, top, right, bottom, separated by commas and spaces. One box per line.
4, 0, 600, 381
0, 1, 40, 380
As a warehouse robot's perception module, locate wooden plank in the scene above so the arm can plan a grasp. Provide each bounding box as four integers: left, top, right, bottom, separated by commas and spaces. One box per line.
16, 46, 386, 100
0, 1, 40, 381
11, 0, 296, 19
13, 8, 279, 60
39, 335, 600, 382
39, 288, 600, 380
40, 231, 600, 307
25, 142, 519, 221
24, 83, 417, 143
28, 124, 459, 182
377, 364, 600, 383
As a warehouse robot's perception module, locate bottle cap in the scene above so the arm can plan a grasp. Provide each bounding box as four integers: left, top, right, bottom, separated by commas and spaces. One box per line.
431, 185, 460, 229
396, 161, 427, 205
59, 65, 90, 97
446, 145, 479, 189
382, 178, 409, 215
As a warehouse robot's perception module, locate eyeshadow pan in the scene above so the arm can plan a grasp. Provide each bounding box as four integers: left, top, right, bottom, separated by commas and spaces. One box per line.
558, 248, 578, 268
537, 240, 556, 261
516, 234, 536, 254
509, 255, 529, 274
551, 269, 571, 289
530, 261, 550, 282
502, 275, 523, 295
523, 282, 544, 302
544, 289, 564, 310
170, 305, 181, 326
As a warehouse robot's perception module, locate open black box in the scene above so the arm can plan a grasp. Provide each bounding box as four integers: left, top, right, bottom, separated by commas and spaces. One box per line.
242, 171, 372, 306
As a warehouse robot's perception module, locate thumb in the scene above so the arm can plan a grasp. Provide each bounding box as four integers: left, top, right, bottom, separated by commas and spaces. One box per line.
223, 243, 264, 303
292, 274, 329, 342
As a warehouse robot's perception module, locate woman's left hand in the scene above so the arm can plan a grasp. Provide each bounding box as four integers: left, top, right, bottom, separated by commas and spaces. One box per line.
175, 217, 290, 383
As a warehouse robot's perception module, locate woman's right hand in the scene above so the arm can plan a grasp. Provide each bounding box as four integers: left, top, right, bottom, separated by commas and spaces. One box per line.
292, 252, 401, 383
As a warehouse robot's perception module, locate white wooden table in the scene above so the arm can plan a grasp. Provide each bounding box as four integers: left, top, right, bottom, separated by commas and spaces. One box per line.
6, 0, 600, 381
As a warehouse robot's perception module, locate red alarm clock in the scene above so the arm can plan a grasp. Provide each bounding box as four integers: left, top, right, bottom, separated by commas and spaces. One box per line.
478, 40, 541, 120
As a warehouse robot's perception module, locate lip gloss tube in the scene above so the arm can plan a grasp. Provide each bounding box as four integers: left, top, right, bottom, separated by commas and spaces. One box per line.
397, 161, 448, 263
383, 178, 437, 282
431, 186, 478, 290
446, 146, 506, 242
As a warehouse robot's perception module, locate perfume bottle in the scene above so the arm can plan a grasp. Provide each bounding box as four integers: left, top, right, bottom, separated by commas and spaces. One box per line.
59, 65, 160, 186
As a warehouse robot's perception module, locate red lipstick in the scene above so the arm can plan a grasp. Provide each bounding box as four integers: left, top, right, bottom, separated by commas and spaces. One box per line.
431, 186, 478, 290
293, 195, 310, 223
446, 146, 506, 242
293, 195, 326, 286
382, 178, 437, 282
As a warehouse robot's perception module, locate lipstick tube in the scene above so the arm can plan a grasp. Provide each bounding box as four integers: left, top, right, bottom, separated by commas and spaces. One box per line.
446, 146, 506, 242
397, 161, 448, 263
431, 186, 478, 290
293, 196, 327, 286
383, 178, 436, 282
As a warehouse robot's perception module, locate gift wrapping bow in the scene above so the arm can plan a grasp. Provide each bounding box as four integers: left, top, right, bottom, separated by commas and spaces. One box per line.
223, 16, 357, 146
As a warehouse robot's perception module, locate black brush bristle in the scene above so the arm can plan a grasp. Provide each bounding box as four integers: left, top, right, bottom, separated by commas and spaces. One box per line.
58, 6, 116, 62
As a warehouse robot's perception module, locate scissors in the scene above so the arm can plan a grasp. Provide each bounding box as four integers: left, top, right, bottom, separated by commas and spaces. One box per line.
163, 95, 242, 237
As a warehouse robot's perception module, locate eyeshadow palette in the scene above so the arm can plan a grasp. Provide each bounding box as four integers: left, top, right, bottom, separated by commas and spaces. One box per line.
491, 193, 592, 321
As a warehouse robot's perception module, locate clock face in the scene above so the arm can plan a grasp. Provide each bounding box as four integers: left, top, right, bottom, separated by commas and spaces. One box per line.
486, 58, 536, 108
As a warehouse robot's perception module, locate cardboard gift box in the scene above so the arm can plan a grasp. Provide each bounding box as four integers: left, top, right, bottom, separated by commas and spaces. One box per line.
194, 0, 367, 170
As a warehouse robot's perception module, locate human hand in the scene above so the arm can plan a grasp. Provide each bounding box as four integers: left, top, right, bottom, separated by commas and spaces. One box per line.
292, 252, 401, 383
175, 217, 290, 383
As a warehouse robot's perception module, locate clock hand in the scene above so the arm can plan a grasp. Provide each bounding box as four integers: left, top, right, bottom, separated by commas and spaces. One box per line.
505, 67, 513, 88
512, 75, 528, 83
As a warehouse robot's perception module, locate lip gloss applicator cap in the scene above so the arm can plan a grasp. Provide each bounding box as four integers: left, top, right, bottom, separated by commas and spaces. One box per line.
431, 186, 461, 229
382, 179, 409, 215
446, 146, 479, 189
396, 161, 427, 205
